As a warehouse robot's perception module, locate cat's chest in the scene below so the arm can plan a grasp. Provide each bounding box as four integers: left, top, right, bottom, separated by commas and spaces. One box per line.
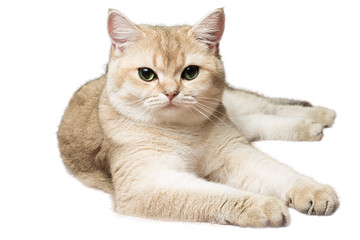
147, 126, 203, 150
130, 125, 207, 159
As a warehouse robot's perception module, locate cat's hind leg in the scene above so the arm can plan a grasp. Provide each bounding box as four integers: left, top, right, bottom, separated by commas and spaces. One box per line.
223, 86, 336, 141
224, 86, 336, 127
229, 114, 324, 141
274, 105, 336, 128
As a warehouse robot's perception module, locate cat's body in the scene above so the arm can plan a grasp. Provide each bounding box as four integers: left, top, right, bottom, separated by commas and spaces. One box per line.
58, 9, 338, 227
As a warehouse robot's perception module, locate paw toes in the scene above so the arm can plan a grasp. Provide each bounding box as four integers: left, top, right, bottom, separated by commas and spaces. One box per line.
325, 198, 338, 215
288, 184, 339, 216
309, 123, 324, 140
268, 206, 290, 227
296, 119, 324, 141
310, 107, 337, 127
262, 197, 290, 227
241, 208, 269, 227
232, 196, 290, 227
323, 109, 336, 127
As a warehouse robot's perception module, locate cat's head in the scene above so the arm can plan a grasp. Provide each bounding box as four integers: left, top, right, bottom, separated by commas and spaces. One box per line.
106, 9, 226, 126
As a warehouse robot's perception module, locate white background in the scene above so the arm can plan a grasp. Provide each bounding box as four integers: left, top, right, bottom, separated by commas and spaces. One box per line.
1, 0, 359, 239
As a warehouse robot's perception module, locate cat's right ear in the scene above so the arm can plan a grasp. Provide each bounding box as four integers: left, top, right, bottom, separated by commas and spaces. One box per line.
107, 9, 142, 53
189, 8, 225, 53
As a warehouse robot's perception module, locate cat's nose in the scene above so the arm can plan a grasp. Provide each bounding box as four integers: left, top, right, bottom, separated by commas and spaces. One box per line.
163, 90, 179, 102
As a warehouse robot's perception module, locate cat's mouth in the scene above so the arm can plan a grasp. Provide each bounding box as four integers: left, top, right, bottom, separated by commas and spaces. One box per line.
162, 102, 178, 110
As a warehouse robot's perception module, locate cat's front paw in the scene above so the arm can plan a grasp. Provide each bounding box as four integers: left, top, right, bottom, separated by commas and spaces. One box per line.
295, 119, 324, 141
308, 107, 336, 127
226, 195, 290, 227
287, 183, 339, 215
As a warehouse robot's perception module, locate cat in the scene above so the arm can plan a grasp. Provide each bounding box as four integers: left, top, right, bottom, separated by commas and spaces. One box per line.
57, 8, 339, 227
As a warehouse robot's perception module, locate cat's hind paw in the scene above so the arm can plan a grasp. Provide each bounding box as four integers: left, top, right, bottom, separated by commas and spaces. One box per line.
308, 107, 336, 127
295, 119, 324, 141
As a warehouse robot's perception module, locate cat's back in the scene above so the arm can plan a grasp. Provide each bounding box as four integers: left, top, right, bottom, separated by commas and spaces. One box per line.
58, 76, 113, 192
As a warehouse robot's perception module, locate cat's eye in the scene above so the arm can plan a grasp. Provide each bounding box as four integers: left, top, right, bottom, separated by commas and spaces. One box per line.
181, 65, 199, 80
139, 68, 157, 81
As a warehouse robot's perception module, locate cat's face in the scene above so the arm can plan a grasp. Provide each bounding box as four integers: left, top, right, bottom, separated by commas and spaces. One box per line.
106, 9, 225, 126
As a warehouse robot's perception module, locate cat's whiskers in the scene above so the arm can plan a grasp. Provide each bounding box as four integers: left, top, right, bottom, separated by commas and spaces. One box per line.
119, 101, 145, 120
195, 96, 222, 102
197, 101, 228, 118
195, 102, 227, 126
194, 97, 222, 108
144, 96, 169, 110
125, 99, 147, 107
191, 105, 220, 129
115, 100, 148, 126
121, 104, 152, 133
122, 110, 151, 133
195, 99, 219, 106
189, 108, 202, 129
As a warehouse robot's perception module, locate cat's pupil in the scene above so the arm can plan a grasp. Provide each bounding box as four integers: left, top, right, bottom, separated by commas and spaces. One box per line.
182, 65, 199, 80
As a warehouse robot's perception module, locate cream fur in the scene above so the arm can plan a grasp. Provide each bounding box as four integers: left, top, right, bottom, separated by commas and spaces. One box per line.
223, 88, 336, 141
57, 8, 339, 228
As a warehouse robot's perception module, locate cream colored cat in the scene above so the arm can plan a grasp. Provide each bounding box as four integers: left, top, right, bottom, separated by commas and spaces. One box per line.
58, 8, 339, 227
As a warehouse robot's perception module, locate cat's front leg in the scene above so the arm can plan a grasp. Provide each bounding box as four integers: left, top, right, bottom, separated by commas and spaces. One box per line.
206, 143, 339, 216
110, 150, 290, 227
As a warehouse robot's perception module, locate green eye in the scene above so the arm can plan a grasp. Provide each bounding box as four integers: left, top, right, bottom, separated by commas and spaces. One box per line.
182, 65, 199, 80
139, 68, 157, 81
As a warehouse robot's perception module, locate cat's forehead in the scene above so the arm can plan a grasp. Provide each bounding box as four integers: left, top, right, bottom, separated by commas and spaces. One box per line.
134, 25, 208, 74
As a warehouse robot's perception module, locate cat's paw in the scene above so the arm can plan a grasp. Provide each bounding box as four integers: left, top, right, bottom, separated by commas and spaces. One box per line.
295, 119, 324, 141
227, 195, 290, 227
287, 183, 339, 215
308, 107, 336, 127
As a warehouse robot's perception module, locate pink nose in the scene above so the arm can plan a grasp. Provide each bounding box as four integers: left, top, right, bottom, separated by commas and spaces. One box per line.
164, 91, 179, 102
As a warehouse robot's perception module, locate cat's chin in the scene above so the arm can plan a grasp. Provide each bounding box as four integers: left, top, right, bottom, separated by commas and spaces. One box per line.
150, 102, 218, 126
157, 105, 186, 118
151, 106, 198, 126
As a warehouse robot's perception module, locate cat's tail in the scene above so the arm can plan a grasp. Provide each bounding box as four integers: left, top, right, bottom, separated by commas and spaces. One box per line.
267, 97, 313, 107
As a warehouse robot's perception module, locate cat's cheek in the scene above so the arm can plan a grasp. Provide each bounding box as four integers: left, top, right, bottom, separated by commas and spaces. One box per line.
181, 81, 207, 97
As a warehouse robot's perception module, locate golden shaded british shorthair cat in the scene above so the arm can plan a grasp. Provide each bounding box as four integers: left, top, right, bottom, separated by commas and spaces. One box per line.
58, 8, 339, 227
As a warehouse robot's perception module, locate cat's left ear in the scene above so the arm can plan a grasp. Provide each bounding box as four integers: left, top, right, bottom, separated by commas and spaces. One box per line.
189, 8, 225, 52
107, 9, 143, 53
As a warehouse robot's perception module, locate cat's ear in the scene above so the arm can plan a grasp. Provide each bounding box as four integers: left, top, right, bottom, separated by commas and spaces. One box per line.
107, 9, 142, 53
189, 8, 225, 52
